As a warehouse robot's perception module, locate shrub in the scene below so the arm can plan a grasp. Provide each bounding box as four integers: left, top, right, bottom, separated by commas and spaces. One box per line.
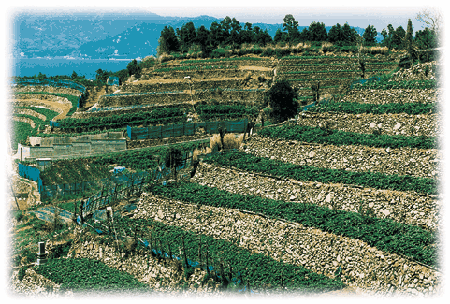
265, 80, 299, 122
223, 133, 243, 150
210, 134, 223, 152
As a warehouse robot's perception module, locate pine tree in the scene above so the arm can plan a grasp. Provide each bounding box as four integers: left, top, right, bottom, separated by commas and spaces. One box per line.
404, 19, 414, 56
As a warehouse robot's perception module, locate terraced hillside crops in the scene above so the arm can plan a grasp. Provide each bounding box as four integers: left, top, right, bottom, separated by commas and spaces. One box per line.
9, 50, 442, 296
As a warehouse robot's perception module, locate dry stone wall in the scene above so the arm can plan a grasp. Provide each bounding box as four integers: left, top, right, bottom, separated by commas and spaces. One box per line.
13, 116, 36, 128
192, 163, 440, 232
98, 92, 193, 107
13, 108, 47, 121
67, 227, 222, 294
13, 85, 81, 96
135, 193, 441, 296
339, 89, 440, 104
244, 136, 440, 179
297, 112, 439, 137
10, 268, 63, 296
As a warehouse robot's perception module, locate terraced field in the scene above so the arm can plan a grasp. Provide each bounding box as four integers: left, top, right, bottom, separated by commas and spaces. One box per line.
10, 51, 442, 296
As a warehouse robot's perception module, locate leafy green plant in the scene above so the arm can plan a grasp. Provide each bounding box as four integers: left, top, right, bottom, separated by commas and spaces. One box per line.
258, 124, 437, 150
146, 180, 439, 268
204, 151, 437, 195
35, 258, 149, 293
308, 102, 437, 115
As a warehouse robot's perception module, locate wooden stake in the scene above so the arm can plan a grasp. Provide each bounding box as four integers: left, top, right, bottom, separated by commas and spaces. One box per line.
181, 236, 188, 269
205, 250, 210, 276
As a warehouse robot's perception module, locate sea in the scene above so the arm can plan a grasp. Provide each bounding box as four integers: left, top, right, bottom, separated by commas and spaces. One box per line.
10, 58, 136, 80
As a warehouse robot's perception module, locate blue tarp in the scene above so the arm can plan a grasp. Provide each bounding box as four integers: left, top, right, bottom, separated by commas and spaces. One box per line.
113, 166, 126, 174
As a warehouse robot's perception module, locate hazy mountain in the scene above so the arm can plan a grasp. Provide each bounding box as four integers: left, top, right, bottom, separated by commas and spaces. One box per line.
12, 11, 382, 60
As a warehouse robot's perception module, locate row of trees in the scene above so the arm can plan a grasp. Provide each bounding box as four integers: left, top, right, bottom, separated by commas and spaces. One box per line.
158, 17, 273, 56
159, 14, 439, 56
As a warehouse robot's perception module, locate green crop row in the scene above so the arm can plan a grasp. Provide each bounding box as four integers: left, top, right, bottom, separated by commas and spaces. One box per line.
91, 213, 346, 292
352, 79, 438, 90
280, 62, 397, 67
39, 158, 112, 185
281, 56, 349, 60
58, 108, 185, 130
295, 85, 340, 90
91, 139, 208, 170
203, 151, 437, 196
154, 65, 238, 73
309, 102, 438, 115
197, 104, 258, 120
258, 124, 437, 150
146, 181, 439, 268
38, 128, 126, 138
179, 57, 266, 65
36, 258, 149, 293
283, 77, 354, 82
281, 69, 391, 75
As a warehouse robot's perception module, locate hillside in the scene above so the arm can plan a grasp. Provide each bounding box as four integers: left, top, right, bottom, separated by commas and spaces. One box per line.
9, 47, 442, 296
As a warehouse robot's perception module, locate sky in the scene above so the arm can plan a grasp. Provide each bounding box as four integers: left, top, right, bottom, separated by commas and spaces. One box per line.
3, 1, 446, 32
146, 6, 424, 31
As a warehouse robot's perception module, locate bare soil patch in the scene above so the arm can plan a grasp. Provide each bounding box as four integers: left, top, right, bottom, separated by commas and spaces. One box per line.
239, 65, 273, 72
13, 96, 71, 121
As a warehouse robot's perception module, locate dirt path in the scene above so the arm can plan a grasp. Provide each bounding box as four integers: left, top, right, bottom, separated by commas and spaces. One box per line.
13, 96, 71, 121
239, 65, 273, 72
83, 86, 106, 109
13, 108, 47, 121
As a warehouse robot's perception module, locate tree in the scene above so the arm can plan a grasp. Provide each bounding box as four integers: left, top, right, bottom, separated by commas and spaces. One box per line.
363, 25, 377, 46
241, 22, 255, 44
404, 19, 414, 56
274, 28, 288, 44
165, 147, 183, 181
177, 21, 197, 53
283, 14, 300, 43
71, 71, 78, 79
195, 25, 211, 55
393, 26, 406, 49
220, 16, 233, 45
342, 22, 358, 45
127, 59, 141, 78
309, 21, 327, 42
381, 24, 395, 49
209, 21, 222, 48
416, 8, 442, 46
37, 72, 46, 80
229, 17, 242, 47
415, 27, 437, 50
265, 80, 298, 123
298, 28, 310, 42
158, 25, 179, 55
255, 28, 272, 46
328, 23, 344, 43
95, 69, 109, 82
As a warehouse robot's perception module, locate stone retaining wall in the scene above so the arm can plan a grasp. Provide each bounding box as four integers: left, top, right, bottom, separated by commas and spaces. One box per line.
13, 85, 81, 96
192, 163, 439, 231
67, 227, 221, 293
297, 112, 438, 137
135, 193, 441, 296
245, 136, 440, 179
13, 108, 47, 121
340, 89, 440, 104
